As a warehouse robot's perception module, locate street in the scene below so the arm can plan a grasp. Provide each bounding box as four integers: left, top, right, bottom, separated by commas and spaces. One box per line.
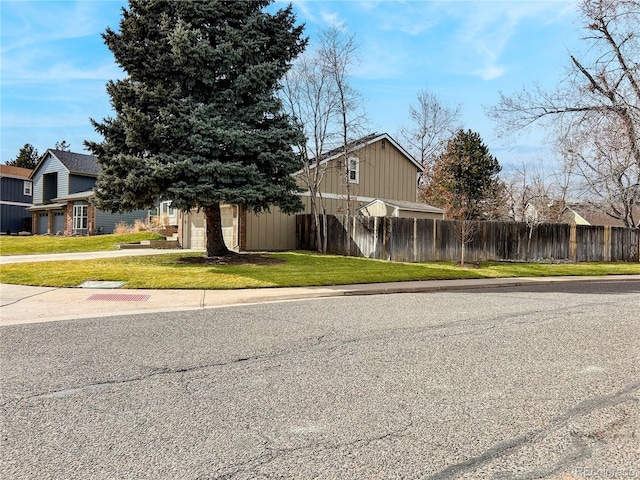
1, 281, 639, 479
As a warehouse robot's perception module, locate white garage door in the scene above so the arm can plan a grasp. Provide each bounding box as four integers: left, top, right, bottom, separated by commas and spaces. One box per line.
188, 208, 236, 251
220, 205, 235, 249
189, 212, 205, 250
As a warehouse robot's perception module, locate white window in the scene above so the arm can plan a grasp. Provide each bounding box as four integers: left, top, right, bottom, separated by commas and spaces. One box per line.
348, 157, 359, 184
73, 203, 88, 231
23, 181, 32, 196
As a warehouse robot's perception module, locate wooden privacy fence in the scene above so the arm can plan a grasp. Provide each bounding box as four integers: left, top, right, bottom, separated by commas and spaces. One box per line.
296, 214, 640, 262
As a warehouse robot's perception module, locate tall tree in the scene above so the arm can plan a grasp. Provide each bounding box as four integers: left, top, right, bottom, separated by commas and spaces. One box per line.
399, 89, 462, 179
281, 46, 339, 253
424, 129, 502, 264
317, 27, 367, 222
6, 144, 39, 169
86, 0, 307, 257
488, 0, 639, 227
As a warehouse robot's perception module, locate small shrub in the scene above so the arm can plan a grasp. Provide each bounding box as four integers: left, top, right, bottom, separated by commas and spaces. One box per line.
113, 222, 135, 234
134, 218, 149, 232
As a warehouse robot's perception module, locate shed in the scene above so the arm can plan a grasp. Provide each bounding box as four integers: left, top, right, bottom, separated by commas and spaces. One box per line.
358, 199, 445, 220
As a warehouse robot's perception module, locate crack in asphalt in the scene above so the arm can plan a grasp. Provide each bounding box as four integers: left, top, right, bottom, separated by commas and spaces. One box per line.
2, 290, 626, 407
422, 379, 640, 480
202, 413, 415, 479
1, 334, 329, 407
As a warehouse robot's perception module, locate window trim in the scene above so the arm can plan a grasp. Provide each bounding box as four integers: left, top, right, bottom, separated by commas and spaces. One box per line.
348, 157, 359, 184
72, 202, 88, 232
23, 180, 32, 196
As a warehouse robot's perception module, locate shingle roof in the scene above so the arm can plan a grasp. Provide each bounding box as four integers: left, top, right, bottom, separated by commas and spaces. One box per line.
0, 165, 32, 178
565, 203, 637, 227
49, 149, 100, 176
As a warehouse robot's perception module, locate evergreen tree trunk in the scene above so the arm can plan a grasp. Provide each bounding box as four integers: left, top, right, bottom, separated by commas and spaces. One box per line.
204, 203, 230, 257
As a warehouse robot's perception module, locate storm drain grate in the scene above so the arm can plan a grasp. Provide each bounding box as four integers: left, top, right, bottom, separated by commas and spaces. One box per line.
86, 293, 151, 302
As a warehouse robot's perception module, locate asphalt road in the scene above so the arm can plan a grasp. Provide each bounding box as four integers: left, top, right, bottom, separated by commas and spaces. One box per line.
1, 281, 639, 479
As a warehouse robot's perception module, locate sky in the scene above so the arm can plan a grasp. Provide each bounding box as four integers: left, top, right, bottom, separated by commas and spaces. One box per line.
0, 0, 584, 169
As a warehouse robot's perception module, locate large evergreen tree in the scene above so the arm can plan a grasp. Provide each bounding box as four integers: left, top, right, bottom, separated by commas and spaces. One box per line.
6, 144, 39, 169
86, 0, 307, 256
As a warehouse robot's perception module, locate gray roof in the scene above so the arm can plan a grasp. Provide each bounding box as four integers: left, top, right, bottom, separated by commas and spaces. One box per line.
49, 149, 100, 176
361, 198, 445, 214
26, 203, 66, 211
53, 190, 94, 202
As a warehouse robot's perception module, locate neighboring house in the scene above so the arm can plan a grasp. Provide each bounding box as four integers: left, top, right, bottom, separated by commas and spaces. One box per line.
560, 203, 638, 228
179, 132, 441, 251
27, 149, 148, 235
0, 165, 34, 234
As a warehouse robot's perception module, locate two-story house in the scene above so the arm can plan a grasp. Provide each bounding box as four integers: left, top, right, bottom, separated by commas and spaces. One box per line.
0, 165, 34, 234
178, 133, 444, 251
27, 149, 148, 235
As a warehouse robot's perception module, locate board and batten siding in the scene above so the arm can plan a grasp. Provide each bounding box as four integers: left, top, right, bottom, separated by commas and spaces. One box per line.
244, 138, 420, 251
1, 177, 32, 204
245, 206, 298, 251
0, 204, 31, 232
32, 153, 69, 204
317, 140, 418, 204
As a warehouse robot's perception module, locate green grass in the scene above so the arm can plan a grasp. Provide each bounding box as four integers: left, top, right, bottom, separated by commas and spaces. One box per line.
1, 251, 638, 289
0, 232, 164, 255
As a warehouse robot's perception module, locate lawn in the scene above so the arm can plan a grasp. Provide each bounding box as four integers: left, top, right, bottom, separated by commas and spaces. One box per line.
0, 232, 164, 255
1, 251, 638, 289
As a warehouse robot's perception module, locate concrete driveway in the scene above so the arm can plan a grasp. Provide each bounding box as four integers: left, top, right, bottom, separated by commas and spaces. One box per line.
1, 280, 638, 479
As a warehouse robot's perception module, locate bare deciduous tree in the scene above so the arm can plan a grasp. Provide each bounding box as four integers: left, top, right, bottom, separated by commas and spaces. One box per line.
282, 27, 369, 253
488, 0, 639, 227
318, 27, 368, 221
399, 90, 462, 178
503, 160, 571, 258
282, 52, 338, 252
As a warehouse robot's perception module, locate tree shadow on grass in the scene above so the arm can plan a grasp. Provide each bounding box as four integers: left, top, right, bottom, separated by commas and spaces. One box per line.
175, 252, 285, 266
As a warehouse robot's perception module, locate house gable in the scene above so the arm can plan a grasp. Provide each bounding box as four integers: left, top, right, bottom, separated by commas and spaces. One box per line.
31, 150, 100, 204
300, 133, 422, 204
31, 152, 70, 204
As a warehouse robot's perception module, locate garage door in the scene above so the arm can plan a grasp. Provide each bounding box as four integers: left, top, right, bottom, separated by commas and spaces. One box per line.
37, 213, 48, 234
220, 205, 235, 249
189, 211, 205, 250
53, 212, 65, 234
188, 208, 236, 250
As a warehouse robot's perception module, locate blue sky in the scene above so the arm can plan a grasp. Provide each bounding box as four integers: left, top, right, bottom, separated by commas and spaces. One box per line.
1, 0, 582, 168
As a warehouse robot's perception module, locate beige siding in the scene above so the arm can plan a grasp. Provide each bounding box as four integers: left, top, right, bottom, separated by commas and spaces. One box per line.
182, 136, 422, 251
245, 207, 298, 251
359, 200, 390, 217
315, 140, 418, 202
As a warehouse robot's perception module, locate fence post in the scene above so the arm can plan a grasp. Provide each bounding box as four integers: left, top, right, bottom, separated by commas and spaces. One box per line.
382, 216, 387, 260
433, 218, 437, 261
413, 218, 418, 262
570, 224, 577, 262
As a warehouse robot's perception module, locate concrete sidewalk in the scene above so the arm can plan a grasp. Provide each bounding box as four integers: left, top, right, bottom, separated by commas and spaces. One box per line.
2, 275, 639, 326
0, 248, 201, 264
